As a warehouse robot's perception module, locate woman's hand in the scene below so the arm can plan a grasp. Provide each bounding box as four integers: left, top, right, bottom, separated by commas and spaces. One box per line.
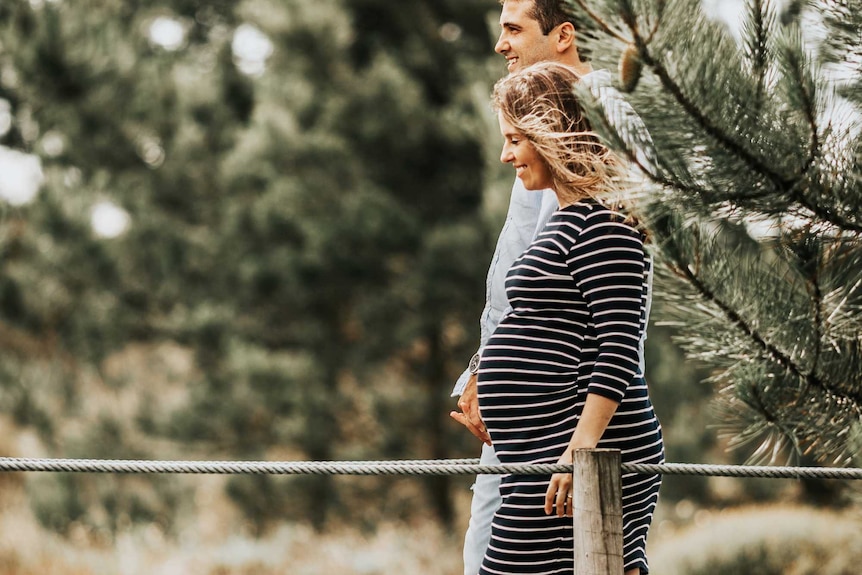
544, 394, 620, 518
545, 395, 621, 517
544, 450, 575, 517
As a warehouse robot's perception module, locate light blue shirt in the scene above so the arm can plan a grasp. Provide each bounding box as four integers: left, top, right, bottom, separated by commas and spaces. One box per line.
452, 70, 655, 396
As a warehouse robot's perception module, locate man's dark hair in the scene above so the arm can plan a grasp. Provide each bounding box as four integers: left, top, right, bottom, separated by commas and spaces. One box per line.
529, 0, 573, 34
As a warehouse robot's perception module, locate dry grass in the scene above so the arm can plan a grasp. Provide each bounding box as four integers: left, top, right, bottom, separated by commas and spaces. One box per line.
649, 504, 862, 575
0, 457, 469, 575
4, 470, 862, 575
0, 508, 465, 575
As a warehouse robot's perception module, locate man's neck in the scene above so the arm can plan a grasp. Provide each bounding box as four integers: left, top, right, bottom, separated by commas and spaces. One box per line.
554, 54, 593, 77
576, 62, 594, 76
569, 60, 593, 77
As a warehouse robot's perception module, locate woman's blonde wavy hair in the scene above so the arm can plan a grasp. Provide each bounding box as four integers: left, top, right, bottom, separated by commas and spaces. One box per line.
492, 62, 624, 209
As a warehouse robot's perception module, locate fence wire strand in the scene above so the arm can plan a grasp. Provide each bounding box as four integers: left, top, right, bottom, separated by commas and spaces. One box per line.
1, 457, 861, 480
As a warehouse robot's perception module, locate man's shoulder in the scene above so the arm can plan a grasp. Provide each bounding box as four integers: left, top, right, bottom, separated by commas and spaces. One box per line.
581, 68, 613, 87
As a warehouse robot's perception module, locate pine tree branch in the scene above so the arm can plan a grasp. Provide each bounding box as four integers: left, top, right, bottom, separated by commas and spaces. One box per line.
753, 1, 768, 102
571, 0, 629, 43
807, 269, 824, 386
629, 38, 788, 189
588, 2, 862, 233
572, 1, 788, 203
798, 171, 860, 236
782, 43, 862, 233
673, 258, 794, 373
580, 92, 706, 197
749, 386, 798, 452
743, 0, 770, 106
666, 250, 862, 411
619, 144, 700, 197
791, 193, 862, 233
631, 34, 861, 232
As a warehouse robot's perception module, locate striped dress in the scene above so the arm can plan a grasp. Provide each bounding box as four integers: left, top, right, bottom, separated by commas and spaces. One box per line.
477, 200, 664, 575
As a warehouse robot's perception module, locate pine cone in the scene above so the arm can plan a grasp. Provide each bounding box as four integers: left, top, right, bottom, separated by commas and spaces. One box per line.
618, 44, 642, 93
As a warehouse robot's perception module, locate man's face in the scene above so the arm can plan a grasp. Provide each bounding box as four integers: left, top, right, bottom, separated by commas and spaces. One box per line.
495, 0, 555, 73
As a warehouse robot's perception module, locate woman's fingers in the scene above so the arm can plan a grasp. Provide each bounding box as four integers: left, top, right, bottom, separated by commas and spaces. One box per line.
545, 473, 574, 516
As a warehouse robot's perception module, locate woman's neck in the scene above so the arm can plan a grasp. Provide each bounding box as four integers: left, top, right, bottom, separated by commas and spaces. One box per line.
554, 189, 585, 209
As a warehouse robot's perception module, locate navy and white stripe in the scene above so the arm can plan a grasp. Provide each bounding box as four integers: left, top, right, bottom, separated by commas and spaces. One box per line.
477, 200, 664, 575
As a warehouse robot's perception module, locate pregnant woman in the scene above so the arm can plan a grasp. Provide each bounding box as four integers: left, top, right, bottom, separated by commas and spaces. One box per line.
477, 62, 664, 575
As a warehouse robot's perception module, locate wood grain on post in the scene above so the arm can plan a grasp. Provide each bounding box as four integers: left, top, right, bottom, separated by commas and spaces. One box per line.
572, 448, 624, 574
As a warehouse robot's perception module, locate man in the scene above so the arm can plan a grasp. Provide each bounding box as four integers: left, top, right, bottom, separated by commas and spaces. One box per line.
449, 2, 594, 574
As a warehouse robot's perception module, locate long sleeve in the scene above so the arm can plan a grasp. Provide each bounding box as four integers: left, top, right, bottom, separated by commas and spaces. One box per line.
565, 210, 647, 403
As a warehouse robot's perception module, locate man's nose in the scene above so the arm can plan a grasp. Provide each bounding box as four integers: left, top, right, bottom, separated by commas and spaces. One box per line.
494, 33, 507, 54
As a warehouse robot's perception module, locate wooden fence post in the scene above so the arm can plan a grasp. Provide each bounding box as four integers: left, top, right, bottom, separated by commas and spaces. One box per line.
572, 448, 624, 574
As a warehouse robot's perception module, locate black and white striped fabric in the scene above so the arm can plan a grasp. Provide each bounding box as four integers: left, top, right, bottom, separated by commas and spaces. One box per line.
477, 200, 664, 575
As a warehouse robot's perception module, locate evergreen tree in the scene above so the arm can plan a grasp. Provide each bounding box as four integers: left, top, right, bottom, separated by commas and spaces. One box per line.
566, 0, 862, 466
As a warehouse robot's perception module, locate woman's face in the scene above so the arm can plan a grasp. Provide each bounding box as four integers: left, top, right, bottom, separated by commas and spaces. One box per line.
498, 111, 553, 191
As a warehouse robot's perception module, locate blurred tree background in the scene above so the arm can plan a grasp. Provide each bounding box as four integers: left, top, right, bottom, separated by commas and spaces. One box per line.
0, 0, 508, 537
0, 0, 857, 563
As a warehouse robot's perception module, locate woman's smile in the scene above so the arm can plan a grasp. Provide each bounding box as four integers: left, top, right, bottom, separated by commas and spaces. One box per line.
498, 111, 552, 191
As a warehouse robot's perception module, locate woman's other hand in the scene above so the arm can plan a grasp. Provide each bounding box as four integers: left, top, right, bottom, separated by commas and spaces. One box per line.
545, 450, 574, 517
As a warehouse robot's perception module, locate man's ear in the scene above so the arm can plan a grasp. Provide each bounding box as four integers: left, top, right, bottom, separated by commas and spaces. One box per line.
555, 21, 576, 53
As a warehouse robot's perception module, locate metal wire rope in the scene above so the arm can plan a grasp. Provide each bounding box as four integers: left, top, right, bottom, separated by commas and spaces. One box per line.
1, 457, 862, 480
